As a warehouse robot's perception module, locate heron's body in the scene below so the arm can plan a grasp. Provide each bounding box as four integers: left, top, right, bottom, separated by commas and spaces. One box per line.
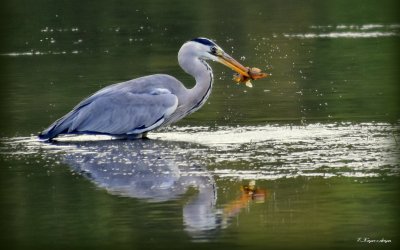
39, 38, 250, 140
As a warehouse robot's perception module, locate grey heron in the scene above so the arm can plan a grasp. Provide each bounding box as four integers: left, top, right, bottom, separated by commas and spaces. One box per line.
39, 37, 257, 140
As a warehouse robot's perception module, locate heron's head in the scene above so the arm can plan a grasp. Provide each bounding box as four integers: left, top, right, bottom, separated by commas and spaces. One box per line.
178, 37, 251, 78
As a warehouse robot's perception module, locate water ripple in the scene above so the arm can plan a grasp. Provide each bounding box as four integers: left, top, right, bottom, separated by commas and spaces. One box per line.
284, 23, 400, 39
1, 122, 399, 180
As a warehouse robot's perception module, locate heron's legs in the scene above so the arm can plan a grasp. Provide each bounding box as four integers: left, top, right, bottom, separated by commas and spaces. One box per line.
142, 132, 149, 139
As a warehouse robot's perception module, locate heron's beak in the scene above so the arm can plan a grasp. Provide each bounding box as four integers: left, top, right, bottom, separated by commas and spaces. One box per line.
217, 51, 250, 77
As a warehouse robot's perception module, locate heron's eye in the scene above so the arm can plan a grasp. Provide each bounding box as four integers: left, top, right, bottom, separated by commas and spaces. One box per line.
210, 46, 218, 55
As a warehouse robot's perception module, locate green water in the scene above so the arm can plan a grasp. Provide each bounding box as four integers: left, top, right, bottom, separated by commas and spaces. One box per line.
1, 0, 399, 249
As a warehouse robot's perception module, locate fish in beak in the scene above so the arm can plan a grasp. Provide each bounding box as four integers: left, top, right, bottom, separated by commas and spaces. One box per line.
216, 49, 269, 88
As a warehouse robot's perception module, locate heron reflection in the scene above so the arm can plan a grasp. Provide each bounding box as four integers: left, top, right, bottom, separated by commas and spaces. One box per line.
56, 139, 266, 237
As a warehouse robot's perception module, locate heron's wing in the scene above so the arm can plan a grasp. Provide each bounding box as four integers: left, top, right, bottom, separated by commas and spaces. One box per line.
67, 90, 178, 135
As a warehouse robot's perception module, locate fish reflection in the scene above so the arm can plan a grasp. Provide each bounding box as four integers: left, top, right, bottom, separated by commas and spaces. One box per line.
222, 180, 268, 220
55, 139, 267, 238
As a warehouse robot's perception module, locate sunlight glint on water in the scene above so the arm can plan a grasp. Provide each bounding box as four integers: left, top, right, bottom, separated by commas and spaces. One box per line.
2, 122, 399, 181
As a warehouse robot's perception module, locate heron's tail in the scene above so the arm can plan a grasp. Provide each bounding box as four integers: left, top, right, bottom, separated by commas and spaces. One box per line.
38, 114, 73, 140
38, 123, 66, 140
38, 126, 61, 140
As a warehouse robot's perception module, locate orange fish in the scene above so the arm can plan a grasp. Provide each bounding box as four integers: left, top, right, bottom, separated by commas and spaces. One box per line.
233, 67, 269, 88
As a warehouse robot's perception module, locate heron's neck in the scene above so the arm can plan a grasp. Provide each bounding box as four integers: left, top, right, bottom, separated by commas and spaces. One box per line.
179, 56, 213, 105
191, 59, 213, 98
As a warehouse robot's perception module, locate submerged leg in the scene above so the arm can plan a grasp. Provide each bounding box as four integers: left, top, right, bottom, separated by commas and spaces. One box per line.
113, 134, 142, 140
141, 132, 149, 139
